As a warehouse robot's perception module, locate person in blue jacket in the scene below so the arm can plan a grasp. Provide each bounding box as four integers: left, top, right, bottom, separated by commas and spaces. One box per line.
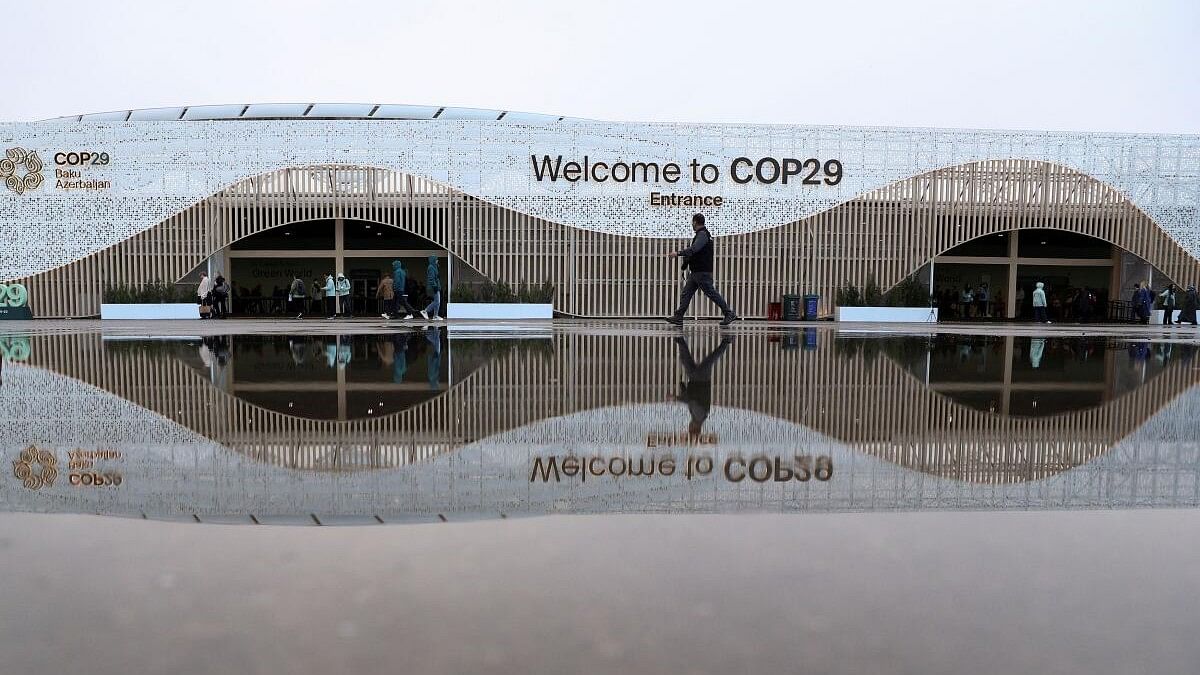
386, 260, 422, 320
334, 273, 351, 317
323, 274, 336, 319
423, 255, 443, 320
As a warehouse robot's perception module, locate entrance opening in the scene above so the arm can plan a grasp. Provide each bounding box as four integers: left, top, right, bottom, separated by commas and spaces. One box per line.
932, 228, 1167, 321
210, 219, 453, 317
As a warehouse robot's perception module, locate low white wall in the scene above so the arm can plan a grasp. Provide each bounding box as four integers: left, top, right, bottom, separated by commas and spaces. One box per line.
835, 306, 939, 323
1151, 309, 1184, 324
447, 303, 553, 319
100, 303, 199, 320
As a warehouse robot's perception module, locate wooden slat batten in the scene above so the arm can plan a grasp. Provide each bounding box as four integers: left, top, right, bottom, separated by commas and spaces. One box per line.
14, 161, 1200, 318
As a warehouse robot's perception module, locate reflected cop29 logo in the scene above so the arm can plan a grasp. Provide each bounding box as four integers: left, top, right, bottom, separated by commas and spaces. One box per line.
0, 147, 44, 195
12, 446, 58, 490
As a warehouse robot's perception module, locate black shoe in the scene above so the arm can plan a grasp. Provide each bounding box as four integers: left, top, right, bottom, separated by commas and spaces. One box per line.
720, 313, 738, 326
665, 316, 684, 326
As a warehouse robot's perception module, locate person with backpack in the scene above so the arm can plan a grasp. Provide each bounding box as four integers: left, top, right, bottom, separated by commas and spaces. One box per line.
212, 274, 230, 319
288, 275, 307, 319
388, 260, 422, 319
665, 213, 737, 326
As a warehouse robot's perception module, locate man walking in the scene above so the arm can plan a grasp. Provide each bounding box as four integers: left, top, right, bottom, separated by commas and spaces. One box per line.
424, 255, 443, 320
665, 213, 737, 326
388, 260, 423, 320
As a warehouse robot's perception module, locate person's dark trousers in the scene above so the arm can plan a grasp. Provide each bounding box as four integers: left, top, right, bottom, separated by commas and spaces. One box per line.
398, 294, 419, 317
214, 296, 228, 318
1163, 307, 1174, 325
325, 296, 336, 317
1033, 306, 1047, 323
672, 272, 733, 319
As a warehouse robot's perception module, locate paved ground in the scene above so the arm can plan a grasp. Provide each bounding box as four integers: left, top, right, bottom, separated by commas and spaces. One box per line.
2, 317, 1200, 340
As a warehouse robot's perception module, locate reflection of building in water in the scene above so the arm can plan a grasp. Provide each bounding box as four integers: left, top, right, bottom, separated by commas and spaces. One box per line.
18, 331, 1200, 483
890, 335, 1184, 417
184, 333, 452, 421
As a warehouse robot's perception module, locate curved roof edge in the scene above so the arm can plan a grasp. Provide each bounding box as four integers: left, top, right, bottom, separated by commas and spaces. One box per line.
41, 103, 589, 124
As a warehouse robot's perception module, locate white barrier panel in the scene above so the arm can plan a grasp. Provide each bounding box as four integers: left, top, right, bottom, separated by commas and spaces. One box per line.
100, 304, 200, 320
1151, 309, 1185, 324
447, 303, 553, 319
835, 307, 939, 323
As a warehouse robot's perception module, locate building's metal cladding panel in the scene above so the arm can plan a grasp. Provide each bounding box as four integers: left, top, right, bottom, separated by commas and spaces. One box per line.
0, 118, 1197, 280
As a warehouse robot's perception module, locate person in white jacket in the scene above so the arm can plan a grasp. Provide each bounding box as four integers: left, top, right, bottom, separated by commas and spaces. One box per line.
1032, 281, 1049, 324
335, 273, 351, 317
323, 274, 336, 319
196, 272, 214, 319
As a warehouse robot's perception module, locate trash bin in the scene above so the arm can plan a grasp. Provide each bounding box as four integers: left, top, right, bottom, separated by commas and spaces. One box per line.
803, 294, 820, 321
767, 301, 783, 321
782, 294, 803, 321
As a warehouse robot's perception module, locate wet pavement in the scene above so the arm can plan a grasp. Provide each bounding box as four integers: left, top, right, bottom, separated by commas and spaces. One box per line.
1, 322, 1198, 674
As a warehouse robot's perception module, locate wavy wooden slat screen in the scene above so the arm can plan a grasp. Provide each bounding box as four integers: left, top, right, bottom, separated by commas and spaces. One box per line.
16, 160, 1200, 318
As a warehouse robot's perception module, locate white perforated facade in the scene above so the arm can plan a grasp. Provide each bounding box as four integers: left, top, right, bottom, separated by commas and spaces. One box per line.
1, 104, 1199, 318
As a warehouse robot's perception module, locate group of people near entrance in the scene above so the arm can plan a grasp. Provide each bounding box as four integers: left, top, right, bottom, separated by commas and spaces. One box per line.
1130, 281, 1199, 325
195, 257, 443, 320
196, 272, 231, 319
375, 256, 443, 321
1024, 280, 1199, 325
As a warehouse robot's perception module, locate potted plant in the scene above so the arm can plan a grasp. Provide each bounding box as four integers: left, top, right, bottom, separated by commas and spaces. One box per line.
447, 280, 554, 319
834, 273, 937, 323
100, 281, 199, 319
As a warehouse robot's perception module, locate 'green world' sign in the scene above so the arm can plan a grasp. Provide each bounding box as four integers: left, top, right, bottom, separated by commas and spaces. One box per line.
0, 283, 32, 320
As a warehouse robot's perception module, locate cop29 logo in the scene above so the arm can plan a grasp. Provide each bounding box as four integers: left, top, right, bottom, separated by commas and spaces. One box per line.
0, 283, 28, 308
0, 147, 44, 195
12, 446, 58, 490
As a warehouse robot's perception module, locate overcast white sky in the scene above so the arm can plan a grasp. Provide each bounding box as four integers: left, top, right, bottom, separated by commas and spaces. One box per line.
4, 0, 1198, 132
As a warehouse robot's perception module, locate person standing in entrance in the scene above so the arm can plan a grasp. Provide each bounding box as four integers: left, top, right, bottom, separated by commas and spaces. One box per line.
1032, 281, 1049, 323
197, 272, 214, 319
323, 274, 336, 319
424, 255, 443, 320
665, 213, 737, 326
288, 275, 306, 319
334, 273, 351, 317
1160, 284, 1178, 325
376, 274, 395, 318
